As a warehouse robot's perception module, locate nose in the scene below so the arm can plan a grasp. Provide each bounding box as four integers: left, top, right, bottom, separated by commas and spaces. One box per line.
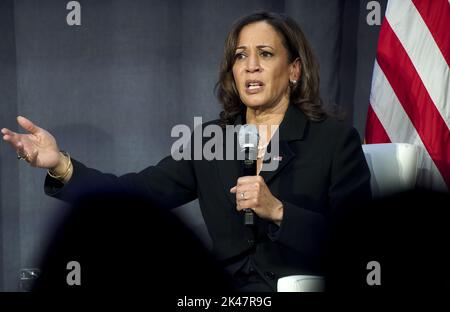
245, 53, 261, 73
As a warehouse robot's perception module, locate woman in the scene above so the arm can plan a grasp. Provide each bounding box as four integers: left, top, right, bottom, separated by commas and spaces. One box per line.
2, 11, 371, 291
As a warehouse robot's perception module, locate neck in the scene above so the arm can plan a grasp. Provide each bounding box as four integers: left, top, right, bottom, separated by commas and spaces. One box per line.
245, 100, 289, 146
245, 100, 289, 127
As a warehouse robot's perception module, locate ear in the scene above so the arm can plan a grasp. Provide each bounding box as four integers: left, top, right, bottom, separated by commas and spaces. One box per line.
289, 57, 301, 82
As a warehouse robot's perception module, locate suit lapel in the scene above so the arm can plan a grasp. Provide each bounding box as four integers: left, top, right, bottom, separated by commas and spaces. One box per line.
260, 104, 308, 185
259, 140, 295, 185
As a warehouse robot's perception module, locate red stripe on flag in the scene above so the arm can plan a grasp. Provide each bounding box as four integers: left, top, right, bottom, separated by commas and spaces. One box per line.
376, 21, 450, 187
412, 0, 450, 67
365, 104, 391, 144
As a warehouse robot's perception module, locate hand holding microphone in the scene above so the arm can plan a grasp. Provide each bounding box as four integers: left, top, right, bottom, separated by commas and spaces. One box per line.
230, 175, 284, 226
229, 124, 284, 226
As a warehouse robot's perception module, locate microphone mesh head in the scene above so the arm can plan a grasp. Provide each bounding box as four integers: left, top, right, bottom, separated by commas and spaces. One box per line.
238, 124, 259, 151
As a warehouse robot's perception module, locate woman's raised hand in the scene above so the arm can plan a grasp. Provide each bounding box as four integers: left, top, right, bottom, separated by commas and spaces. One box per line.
1, 116, 63, 169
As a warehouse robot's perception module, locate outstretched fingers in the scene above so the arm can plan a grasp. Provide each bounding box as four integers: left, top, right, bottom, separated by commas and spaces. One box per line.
17, 116, 40, 135
1, 127, 14, 137
2, 128, 26, 154
2, 128, 20, 145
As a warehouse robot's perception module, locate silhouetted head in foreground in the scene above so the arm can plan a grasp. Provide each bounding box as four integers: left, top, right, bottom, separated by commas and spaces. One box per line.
34, 189, 233, 293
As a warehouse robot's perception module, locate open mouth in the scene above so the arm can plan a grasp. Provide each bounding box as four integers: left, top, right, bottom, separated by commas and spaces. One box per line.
245, 80, 265, 93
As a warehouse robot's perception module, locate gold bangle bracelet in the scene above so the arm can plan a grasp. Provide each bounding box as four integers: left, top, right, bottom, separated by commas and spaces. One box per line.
48, 151, 72, 180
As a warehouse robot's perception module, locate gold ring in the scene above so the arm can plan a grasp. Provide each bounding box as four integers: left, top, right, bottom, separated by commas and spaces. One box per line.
17, 153, 29, 161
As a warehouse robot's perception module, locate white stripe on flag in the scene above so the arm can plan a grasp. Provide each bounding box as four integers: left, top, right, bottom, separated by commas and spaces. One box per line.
370, 61, 448, 191
386, 0, 450, 130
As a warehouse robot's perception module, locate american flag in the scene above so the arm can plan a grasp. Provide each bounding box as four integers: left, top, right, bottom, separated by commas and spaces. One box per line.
365, 0, 450, 192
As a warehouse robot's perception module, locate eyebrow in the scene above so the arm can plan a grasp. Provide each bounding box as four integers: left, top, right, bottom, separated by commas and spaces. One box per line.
235, 45, 274, 51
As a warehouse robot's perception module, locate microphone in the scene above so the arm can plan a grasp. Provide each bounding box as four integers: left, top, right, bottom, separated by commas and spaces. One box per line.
238, 124, 259, 226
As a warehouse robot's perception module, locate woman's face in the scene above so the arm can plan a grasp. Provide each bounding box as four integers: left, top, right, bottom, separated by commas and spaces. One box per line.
232, 21, 300, 110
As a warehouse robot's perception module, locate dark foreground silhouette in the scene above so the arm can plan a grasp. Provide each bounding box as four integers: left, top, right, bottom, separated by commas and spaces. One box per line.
33, 189, 234, 293
326, 189, 450, 294
33, 187, 450, 298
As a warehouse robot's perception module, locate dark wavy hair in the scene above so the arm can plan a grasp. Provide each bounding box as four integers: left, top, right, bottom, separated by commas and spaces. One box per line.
215, 11, 328, 127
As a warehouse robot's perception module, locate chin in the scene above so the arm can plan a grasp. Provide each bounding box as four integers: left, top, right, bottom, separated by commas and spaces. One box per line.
241, 97, 268, 109
243, 103, 267, 110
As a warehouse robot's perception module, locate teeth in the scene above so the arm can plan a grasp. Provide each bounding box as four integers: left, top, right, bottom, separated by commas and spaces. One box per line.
248, 82, 262, 88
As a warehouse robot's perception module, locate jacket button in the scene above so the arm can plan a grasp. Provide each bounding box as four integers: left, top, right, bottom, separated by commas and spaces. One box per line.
247, 239, 254, 245
265, 271, 276, 280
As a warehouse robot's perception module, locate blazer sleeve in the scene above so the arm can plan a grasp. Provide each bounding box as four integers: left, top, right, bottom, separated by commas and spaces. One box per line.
44, 155, 198, 210
268, 126, 372, 258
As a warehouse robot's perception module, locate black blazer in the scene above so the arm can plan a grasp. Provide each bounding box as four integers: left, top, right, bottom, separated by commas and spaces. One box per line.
45, 104, 371, 290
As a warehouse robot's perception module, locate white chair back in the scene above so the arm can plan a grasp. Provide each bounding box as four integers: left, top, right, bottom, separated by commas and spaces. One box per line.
362, 143, 419, 197
277, 275, 325, 292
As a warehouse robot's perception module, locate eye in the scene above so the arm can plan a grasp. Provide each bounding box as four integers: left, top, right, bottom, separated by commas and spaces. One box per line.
234, 52, 246, 60
260, 51, 273, 58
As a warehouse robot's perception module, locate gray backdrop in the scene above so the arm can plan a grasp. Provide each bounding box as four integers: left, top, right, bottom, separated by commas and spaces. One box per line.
0, 0, 386, 291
